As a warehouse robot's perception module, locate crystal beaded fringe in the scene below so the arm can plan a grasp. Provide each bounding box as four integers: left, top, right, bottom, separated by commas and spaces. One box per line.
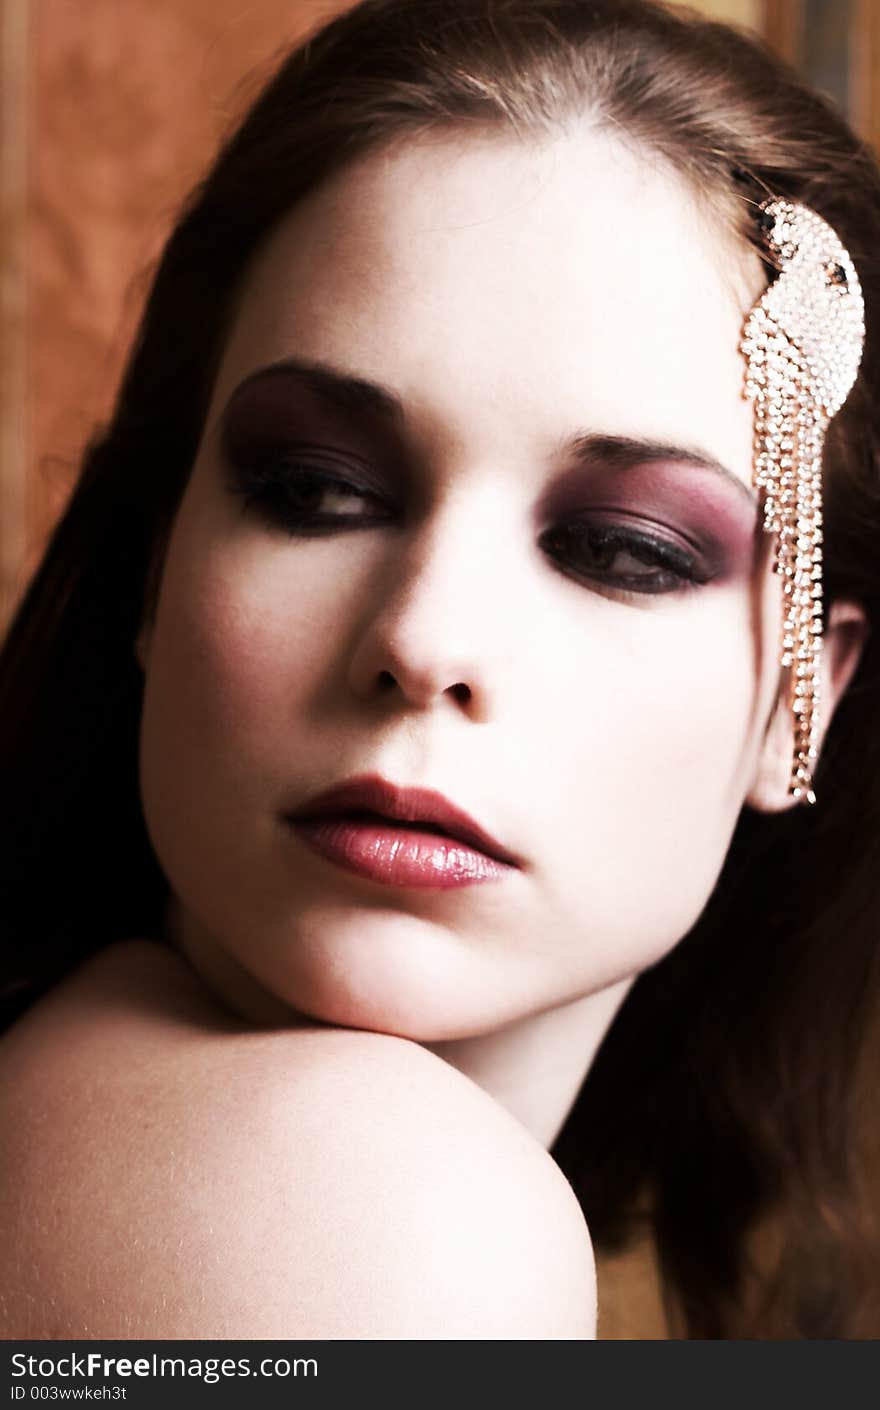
741, 199, 865, 805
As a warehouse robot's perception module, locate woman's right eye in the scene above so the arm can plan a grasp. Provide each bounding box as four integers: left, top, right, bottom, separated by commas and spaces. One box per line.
226, 456, 394, 535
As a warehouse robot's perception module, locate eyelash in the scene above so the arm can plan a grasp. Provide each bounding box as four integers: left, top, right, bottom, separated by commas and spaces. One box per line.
226, 457, 708, 596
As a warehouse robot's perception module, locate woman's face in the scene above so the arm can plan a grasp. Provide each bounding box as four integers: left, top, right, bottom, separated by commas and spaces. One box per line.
137, 125, 779, 1041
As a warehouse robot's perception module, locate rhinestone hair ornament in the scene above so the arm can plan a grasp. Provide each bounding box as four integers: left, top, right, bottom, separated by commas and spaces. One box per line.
741, 199, 865, 805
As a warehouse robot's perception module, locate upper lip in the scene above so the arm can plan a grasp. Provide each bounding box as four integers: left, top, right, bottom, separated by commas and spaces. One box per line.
287, 773, 521, 867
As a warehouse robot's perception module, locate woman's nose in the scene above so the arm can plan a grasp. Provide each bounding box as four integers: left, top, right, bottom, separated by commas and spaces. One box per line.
346, 507, 503, 720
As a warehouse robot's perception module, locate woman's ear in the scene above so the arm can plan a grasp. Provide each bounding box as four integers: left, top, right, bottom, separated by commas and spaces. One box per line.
746, 598, 870, 813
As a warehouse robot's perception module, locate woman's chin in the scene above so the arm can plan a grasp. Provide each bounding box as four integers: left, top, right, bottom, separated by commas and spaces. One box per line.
264, 966, 510, 1044
169, 901, 545, 1043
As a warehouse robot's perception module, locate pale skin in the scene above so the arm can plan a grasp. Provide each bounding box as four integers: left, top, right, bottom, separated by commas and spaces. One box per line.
0, 121, 868, 1338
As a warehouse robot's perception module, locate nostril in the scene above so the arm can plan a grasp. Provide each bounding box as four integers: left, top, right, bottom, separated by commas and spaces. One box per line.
372, 670, 472, 705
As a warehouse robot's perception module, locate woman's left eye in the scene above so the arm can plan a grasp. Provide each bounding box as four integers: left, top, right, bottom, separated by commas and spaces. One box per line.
226, 455, 393, 534
539, 518, 709, 595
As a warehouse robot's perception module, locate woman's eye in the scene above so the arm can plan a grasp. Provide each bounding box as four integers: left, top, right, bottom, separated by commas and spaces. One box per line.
540, 518, 708, 595
226, 456, 393, 535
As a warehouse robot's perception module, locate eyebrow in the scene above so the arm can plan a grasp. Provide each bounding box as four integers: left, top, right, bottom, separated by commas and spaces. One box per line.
229, 357, 406, 426
561, 432, 758, 506
227, 357, 758, 506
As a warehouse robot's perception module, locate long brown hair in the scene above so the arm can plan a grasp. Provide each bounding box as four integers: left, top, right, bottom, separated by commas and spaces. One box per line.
2, 0, 879, 1338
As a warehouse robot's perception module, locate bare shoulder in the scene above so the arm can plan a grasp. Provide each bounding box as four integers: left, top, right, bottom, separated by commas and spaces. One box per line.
0, 940, 595, 1339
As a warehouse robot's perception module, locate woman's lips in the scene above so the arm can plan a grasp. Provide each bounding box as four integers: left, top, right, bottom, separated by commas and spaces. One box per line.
285, 814, 515, 889
283, 772, 522, 887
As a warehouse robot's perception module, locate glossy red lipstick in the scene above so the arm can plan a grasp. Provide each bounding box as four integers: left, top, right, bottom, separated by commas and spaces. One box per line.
284, 774, 522, 889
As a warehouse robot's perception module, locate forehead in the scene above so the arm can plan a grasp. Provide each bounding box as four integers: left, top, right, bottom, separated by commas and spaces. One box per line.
214, 124, 765, 484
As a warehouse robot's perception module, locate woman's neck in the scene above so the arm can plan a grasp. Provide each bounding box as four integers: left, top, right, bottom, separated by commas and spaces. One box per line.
425, 978, 634, 1149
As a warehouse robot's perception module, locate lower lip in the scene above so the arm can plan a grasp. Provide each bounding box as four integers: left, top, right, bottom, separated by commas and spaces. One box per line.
285, 817, 515, 889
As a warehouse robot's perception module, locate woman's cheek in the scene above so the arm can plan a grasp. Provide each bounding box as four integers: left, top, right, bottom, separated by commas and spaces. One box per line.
545, 590, 761, 926
163, 558, 310, 739
588, 588, 757, 764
